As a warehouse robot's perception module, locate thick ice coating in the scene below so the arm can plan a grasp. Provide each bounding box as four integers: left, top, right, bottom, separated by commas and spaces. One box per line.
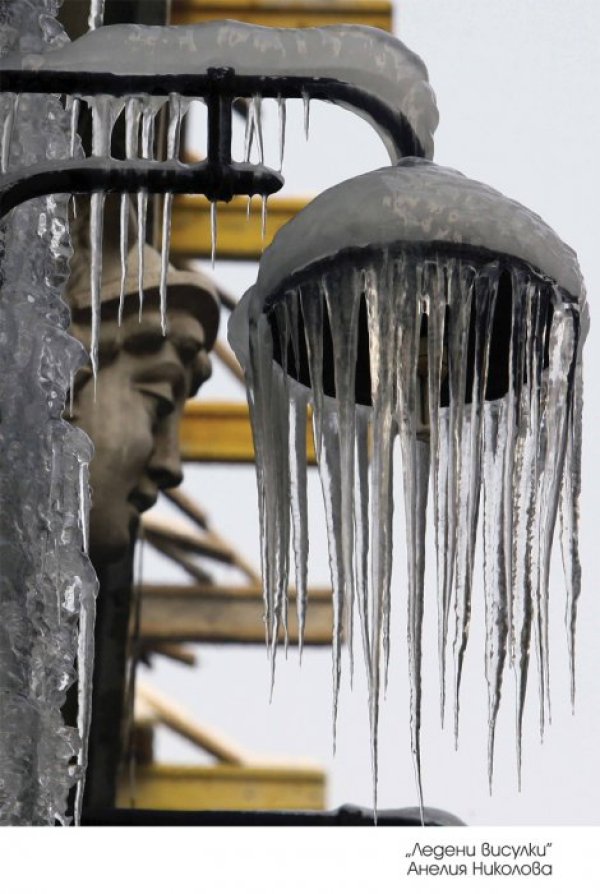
228, 161, 586, 815
1, 21, 438, 161
248, 158, 584, 305
0, 1, 97, 825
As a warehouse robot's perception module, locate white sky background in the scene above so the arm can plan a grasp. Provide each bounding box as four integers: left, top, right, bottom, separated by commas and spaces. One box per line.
139, 0, 600, 824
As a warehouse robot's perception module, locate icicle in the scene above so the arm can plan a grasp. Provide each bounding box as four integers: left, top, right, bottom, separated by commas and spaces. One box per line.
252, 95, 264, 165
324, 267, 361, 681
510, 273, 536, 786
300, 282, 325, 457
67, 369, 75, 419
289, 387, 309, 659
137, 103, 154, 318
354, 405, 372, 687
69, 97, 80, 158
364, 255, 398, 811
159, 94, 182, 335
73, 459, 95, 824
1, 93, 18, 173
247, 317, 275, 650
437, 260, 471, 735
482, 398, 509, 792
302, 90, 311, 140
88, 96, 118, 381
453, 264, 499, 744
273, 304, 292, 655
247, 310, 291, 683
319, 398, 345, 750
89, 190, 104, 383
88, 0, 105, 31
421, 260, 448, 722
277, 95, 286, 172
210, 201, 217, 268
536, 296, 574, 733
395, 257, 428, 822
560, 360, 582, 709
261, 194, 268, 244
118, 195, 129, 326
243, 99, 255, 163
118, 98, 141, 324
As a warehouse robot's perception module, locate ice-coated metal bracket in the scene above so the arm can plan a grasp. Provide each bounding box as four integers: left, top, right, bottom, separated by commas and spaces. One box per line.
0, 17, 435, 214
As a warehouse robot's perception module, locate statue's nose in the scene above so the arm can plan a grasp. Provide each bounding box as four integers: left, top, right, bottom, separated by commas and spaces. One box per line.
147, 416, 183, 492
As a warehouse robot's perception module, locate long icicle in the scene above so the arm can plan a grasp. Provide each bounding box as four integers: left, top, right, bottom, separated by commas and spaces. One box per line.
511, 272, 536, 787
482, 397, 509, 792
560, 358, 582, 709
396, 257, 428, 823
137, 102, 154, 318
289, 385, 309, 659
159, 93, 182, 335
0, 94, 17, 173
422, 260, 448, 723
453, 264, 499, 744
441, 259, 471, 739
319, 399, 346, 750
365, 254, 398, 813
119, 97, 141, 324
324, 267, 361, 681
536, 297, 575, 733
355, 403, 372, 689
277, 95, 286, 172
88, 96, 114, 383
88, 0, 105, 30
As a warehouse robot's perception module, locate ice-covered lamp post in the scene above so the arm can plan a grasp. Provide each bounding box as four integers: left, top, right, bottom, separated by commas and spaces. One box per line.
0, 2, 587, 824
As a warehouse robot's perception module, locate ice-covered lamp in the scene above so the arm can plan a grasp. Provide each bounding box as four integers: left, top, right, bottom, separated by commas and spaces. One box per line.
228, 158, 587, 811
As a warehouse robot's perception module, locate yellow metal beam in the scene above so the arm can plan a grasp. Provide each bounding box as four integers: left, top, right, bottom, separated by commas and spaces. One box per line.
171, 0, 393, 31
180, 399, 316, 464
171, 194, 308, 261
139, 583, 332, 645
117, 763, 326, 811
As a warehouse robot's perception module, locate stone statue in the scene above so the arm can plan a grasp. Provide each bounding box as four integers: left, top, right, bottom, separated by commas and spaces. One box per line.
64, 199, 220, 811
66, 200, 219, 565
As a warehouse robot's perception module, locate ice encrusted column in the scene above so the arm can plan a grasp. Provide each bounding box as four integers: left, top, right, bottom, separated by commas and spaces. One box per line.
0, 1, 97, 825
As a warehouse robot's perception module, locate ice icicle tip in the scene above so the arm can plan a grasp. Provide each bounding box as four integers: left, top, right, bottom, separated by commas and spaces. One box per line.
302, 90, 310, 141
261, 195, 268, 243
210, 202, 217, 268
88, 0, 105, 31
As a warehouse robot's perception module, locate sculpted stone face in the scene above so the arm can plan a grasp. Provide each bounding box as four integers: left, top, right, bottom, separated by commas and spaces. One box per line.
69, 300, 212, 564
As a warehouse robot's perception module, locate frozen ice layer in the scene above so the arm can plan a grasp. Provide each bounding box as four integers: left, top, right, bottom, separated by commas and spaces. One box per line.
1, 21, 439, 161
228, 161, 586, 815
249, 158, 585, 306
0, 1, 97, 825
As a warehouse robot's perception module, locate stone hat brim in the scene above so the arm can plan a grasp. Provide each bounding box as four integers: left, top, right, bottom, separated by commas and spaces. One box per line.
67, 241, 221, 350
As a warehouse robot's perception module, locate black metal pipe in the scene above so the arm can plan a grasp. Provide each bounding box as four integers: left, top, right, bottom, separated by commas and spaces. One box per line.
0, 68, 424, 159
82, 804, 465, 826
0, 157, 284, 215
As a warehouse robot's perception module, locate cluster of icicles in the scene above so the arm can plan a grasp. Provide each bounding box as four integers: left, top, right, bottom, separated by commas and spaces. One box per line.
243, 249, 583, 817
0, 87, 302, 384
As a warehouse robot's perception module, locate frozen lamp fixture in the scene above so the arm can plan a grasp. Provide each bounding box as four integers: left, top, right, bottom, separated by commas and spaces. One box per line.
229, 158, 587, 814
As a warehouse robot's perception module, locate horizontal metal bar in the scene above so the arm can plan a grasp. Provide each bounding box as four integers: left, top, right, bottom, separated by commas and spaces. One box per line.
83, 804, 464, 826
0, 157, 284, 214
0, 69, 424, 159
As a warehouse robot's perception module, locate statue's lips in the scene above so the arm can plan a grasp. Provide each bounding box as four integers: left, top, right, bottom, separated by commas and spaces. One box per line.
128, 489, 157, 514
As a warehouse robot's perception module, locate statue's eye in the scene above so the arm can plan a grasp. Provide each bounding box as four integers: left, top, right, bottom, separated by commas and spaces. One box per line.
137, 382, 174, 418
